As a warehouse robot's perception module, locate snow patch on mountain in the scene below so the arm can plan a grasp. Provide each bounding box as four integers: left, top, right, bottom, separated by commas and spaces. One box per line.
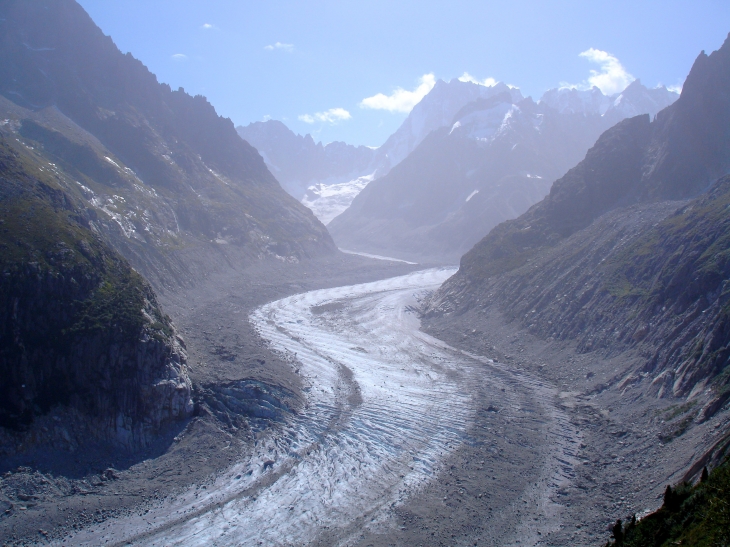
302, 173, 376, 225
240, 78, 676, 228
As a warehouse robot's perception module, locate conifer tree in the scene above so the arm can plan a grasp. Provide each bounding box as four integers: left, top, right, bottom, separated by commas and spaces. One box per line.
611, 518, 624, 544
663, 485, 675, 510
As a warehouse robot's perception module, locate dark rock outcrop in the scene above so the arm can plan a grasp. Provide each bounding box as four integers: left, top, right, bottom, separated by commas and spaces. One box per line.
0, 138, 193, 449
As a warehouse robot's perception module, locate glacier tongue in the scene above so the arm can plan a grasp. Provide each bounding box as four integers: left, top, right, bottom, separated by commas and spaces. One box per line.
54, 268, 582, 546
57, 268, 477, 546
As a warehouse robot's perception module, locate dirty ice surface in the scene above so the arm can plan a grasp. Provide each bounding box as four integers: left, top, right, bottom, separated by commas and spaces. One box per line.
56, 268, 578, 546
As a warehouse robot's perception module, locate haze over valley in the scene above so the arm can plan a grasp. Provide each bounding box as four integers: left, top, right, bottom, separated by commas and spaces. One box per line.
1, 1, 729, 546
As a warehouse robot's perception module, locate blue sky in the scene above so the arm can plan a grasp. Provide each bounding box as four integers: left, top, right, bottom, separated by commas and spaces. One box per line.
78, 0, 730, 147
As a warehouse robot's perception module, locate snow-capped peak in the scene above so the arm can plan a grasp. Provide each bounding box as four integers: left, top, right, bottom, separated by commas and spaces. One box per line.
539, 80, 679, 118
371, 78, 524, 174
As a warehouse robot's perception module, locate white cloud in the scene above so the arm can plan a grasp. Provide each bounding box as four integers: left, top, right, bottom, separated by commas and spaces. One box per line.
359, 74, 436, 113
264, 42, 294, 52
578, 48, 634, 95
202, 23, 216, 30
458, 72, 497, 87
298, 108, 351, 125
667, 83, 683, 94
262, 114, 272, 122
171, 53, 187, 62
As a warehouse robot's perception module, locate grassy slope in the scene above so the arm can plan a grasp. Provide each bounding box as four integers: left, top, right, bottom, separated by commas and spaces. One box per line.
0, 136, 168, 336
596, 175, 730, 401
605, 176, 730, 309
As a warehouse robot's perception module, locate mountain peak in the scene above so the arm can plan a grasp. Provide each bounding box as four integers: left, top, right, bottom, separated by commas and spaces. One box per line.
540, 77, 678, 119
368, 77, 524, 174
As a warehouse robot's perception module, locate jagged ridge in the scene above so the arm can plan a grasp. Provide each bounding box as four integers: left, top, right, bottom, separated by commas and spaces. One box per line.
328, 83, 674, 262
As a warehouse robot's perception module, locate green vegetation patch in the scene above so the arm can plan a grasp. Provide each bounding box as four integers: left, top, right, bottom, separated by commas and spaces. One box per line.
0, 138, 159, 339
603, 458, 730, 547
0, 136, 175, 429
603, 176, 730, 309
658, 414, 694, 444
662, 401, 697, 422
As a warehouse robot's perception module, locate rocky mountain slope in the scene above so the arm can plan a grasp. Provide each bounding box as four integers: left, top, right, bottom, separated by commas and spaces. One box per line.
328, 81, 677, 263
0, 0, 335, 290
0, 0, 337, 458
428, 34, 730, 423
0, 135, 193, 452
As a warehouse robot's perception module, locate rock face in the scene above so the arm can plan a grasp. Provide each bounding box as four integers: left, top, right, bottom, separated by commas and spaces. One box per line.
0, 138, 193, 449
428, 34, 730, 418
328, 80, 677, 263
0, 0, 335, 288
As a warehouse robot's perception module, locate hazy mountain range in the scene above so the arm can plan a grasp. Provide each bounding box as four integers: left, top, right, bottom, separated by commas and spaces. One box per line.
238, 81, 523, 223
241, 78, 677, 257
327, 80, 678, 261
541, 79, 678, 119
